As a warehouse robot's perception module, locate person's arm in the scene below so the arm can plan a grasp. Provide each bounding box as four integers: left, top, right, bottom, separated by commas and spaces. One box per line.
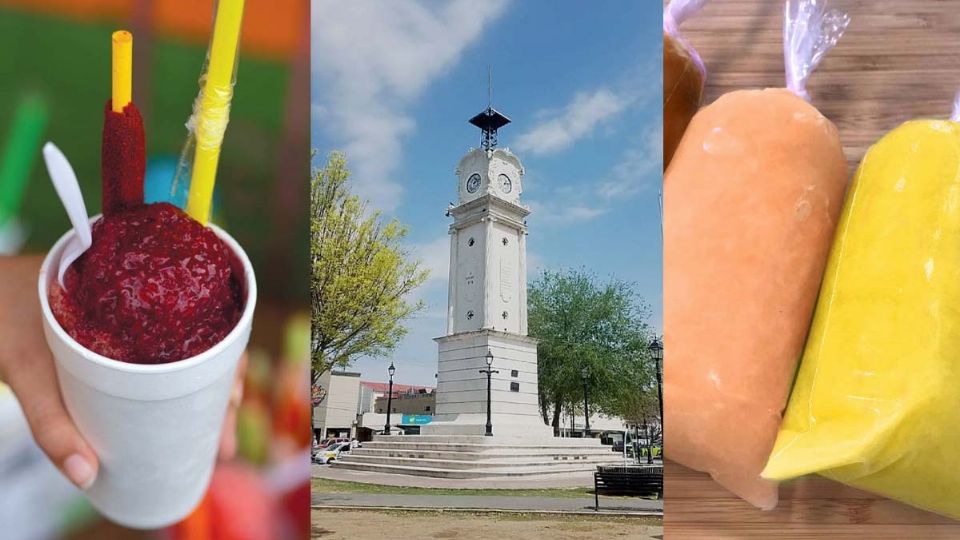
0, 255, 98, 489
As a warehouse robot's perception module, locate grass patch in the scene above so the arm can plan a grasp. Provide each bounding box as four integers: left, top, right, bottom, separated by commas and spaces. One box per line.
312, 477, 594, 498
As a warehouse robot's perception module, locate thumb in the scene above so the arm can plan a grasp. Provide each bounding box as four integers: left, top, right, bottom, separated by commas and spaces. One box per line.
9, 364, 99, 490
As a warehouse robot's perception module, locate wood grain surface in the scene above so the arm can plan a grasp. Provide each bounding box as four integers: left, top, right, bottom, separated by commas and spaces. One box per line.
665, 461, 960, 538
664, 0, 960, 537
676, 0, 960, 169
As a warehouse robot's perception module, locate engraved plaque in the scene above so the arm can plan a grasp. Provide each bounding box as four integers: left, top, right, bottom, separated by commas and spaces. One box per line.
500, 257, 513, 302
464, 272, 477, 302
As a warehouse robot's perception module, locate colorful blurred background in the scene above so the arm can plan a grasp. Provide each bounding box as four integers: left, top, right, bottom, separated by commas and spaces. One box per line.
0, 0, 310, 538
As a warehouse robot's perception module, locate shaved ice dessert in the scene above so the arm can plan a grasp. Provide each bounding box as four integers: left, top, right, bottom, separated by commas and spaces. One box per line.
50, 202, 243, 364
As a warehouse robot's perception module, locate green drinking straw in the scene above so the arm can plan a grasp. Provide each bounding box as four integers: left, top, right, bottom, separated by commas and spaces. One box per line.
0, 96, 48, 227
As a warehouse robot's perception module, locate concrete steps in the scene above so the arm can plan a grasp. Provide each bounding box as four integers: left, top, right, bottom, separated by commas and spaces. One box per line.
347, 447, 614, 463
340, 454, 611, 470
376, 435, 603, 446
331, 460, 611, 479
331, 434, 623, 479
353, 442, 616, 455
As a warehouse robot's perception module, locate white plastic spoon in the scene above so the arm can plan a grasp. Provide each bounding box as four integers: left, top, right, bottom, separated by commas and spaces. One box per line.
42, 142, 92, 289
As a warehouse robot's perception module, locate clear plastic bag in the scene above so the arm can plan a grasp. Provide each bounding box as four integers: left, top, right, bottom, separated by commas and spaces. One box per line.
664, 0, 849, 509
663, 0, 708, 169
783, 0, 849, 100
763, 94, 960, 520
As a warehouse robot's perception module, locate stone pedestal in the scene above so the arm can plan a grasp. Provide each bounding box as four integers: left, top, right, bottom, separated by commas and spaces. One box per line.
421, 329, 554, 439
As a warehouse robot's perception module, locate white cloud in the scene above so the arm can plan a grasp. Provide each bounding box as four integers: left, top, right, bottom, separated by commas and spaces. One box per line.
598, 123, 662, 200
514, 89, 633, 156
567, 205, 608, 221
522, 120, 660, 227
410, 235, 450, 290
399, 235, 451, 326
312, 0, 510, 211
527, 200, 609, 226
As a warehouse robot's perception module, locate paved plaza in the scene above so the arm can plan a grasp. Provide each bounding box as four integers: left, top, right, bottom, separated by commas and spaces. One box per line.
312, 509, 664, 540
312, 491, 662, 515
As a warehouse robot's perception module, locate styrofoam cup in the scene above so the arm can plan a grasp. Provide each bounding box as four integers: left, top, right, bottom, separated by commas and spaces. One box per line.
37, 219, 257, 529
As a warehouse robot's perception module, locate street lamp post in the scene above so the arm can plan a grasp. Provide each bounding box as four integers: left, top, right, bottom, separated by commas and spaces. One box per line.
581, 366, 591, 437
384, 362, 396, 435
479, 349, 498, 436
634, 423, 641, 465
649, 338, 664, 443
645, 420, 654, 464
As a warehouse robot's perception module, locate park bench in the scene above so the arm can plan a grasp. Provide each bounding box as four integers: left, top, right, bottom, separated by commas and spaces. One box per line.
594, 465, 663, 511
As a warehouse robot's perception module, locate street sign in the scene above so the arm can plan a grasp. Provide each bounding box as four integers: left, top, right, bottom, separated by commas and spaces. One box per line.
401, 414, 433, 425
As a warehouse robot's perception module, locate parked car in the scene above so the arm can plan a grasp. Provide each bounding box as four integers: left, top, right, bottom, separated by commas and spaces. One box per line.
312, 440, 338, 463
316, 437, 349, 449
313, 441, 351, 464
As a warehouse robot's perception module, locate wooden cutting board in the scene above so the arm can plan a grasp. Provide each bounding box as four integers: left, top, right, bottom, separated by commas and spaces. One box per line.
665, 461, 960, 538
665, 0, 960, 536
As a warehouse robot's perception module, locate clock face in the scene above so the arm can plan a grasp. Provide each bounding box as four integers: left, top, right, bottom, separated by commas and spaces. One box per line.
498, 174, 512, 194
466, 173, 482, 194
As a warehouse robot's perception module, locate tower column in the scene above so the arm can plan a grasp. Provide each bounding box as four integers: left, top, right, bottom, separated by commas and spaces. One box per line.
446, 229, 458, 334
482, 216, 495, 330
519, 230, 528, 335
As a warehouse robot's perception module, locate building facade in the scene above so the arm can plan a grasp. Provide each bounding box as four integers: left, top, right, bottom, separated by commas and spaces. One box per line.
374, 390, 435, 415
358, 381, 432, 414
313, 370, 360, 440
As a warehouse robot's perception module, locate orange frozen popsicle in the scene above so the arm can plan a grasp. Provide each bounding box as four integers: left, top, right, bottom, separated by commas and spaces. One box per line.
663, 0, 850, 509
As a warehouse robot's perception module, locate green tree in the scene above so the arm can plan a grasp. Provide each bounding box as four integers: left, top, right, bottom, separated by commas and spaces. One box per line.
311, 152, 429, 379
615, 383, 661, 461
528, 269, 654, 435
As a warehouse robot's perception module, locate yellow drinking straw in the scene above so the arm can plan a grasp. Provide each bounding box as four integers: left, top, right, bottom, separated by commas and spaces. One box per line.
111, 31, 132, 112
186, 0, 245, 226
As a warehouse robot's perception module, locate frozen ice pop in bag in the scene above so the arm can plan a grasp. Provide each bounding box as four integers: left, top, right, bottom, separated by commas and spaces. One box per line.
762, 92, 960, 520
663, 0, 849, 509
663, 0, 708, 170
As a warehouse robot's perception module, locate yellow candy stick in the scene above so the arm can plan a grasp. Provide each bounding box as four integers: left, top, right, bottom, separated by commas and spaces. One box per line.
186, 0, 244, 225
111, 31, 132, 112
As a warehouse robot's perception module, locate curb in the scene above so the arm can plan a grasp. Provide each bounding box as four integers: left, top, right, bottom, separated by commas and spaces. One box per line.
311, 504, 664, 518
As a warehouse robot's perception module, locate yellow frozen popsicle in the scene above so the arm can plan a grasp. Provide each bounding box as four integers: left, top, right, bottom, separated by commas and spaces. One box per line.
763, 119, 960, 519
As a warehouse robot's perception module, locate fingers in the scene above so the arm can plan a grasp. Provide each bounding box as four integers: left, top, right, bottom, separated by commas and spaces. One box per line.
219, 352, 248, 460
8, 361, 99, 490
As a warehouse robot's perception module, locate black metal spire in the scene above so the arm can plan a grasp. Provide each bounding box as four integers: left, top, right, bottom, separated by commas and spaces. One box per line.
469, 66, 510, 151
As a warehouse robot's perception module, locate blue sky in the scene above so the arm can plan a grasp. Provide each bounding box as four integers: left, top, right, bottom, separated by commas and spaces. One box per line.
312, 0, 662, 386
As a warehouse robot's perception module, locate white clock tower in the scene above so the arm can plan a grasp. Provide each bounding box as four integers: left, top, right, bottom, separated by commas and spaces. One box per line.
422, 106, 552, 438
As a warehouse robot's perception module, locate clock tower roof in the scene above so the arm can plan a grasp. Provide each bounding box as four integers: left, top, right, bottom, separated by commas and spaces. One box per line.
456, 77, 524, 205
470, 106, 511, 152
469, 107, 511, 134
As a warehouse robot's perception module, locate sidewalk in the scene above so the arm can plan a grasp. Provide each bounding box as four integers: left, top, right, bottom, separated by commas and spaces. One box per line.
313, 508, 664, 540
312, 491, 663, 515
